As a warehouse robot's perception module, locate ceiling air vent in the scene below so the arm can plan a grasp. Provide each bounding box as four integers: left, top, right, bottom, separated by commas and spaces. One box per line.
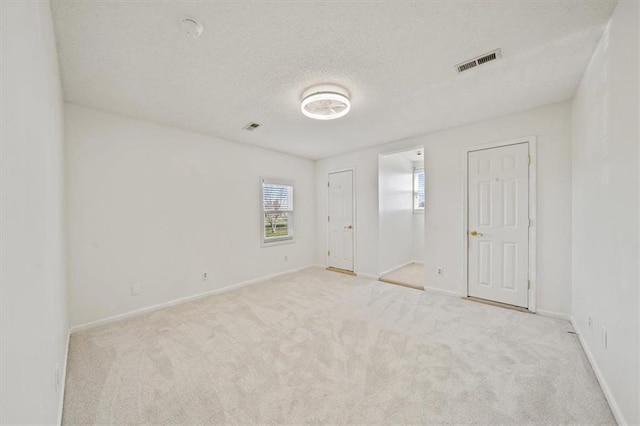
457, 61, 477, 73
243, 122, 261, 131
455, 49, 502, 73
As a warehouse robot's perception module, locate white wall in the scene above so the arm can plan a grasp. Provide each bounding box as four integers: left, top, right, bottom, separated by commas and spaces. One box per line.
316, 101, 572, 315
0, 1, 68, 423
571, 1, 639, 423
65, 105, 316, 327
378, 153, 414, 274
412, 214, 425, 263
315, 149, 380, 276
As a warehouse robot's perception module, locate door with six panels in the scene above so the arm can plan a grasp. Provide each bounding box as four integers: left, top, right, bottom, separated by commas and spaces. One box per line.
328, 170, 354, 272
467, 143, 530, 307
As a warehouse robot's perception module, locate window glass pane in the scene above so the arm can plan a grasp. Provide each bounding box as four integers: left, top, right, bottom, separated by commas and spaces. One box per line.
417, 191, 425, 208
264, 212, 290, 239
263, 183, 292, 211
417, 171, 425, 192
414, 169, 425, 210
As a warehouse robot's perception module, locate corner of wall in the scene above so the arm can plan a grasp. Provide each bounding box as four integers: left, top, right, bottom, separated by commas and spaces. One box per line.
570, 318, 627, 425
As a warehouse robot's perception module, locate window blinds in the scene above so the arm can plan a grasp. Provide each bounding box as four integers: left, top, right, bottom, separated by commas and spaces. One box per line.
262, 183, 293, 211
414, 169, 425, 209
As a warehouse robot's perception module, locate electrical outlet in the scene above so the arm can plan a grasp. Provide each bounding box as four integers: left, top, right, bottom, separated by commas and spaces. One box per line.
436, 267, 444, 277
131, 284, 141, 296
588, 316, 593, 330
601, 327, 608, 349
202, 272, 208, 280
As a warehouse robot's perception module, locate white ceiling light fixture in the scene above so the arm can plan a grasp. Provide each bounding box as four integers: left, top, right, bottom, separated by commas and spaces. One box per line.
301, 85, 351, 120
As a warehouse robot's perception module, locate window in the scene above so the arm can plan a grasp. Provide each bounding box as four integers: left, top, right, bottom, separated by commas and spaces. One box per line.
413, 168, 425, 211
262, 178, 294, 244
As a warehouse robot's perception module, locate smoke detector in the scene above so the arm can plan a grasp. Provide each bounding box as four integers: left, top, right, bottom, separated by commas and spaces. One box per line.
180, 18, 203, 39
301, 85, 351, 120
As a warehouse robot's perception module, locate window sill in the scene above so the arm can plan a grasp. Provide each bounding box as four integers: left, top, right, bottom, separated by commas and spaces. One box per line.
261, 238, 296, 248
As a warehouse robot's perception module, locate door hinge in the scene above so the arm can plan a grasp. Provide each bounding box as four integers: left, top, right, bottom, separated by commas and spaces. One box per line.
527, 155, 531, 165
328, 215, 330, 222
327, 181, 330, 187
528, 280, 531, 290
328, 250, 330, 256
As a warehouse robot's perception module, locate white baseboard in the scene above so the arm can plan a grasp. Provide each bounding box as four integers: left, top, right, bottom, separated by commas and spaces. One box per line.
70, 265, 316, 333
379, 261, 414, 277
423, 284, 461, 298
57, 329, 70, 425
535, 309, 571, 321
570, 317, 626, 425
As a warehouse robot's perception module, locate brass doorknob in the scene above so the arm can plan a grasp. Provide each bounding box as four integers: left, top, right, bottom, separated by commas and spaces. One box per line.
470, 230, 483, 237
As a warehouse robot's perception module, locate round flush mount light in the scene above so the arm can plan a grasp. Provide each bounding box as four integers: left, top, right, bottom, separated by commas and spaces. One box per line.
180, 18, 203, 39
301, 85, 351, 120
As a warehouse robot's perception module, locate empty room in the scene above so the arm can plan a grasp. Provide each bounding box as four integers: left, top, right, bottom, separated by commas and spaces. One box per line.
1, 0, 639, 425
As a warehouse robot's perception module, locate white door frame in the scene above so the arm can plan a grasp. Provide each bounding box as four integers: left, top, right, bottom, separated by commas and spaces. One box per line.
462, 136, 537, 312
326, 167, 357, 272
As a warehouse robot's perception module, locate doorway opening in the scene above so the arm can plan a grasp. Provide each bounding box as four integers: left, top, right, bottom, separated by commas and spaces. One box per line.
378, 147, 425, 290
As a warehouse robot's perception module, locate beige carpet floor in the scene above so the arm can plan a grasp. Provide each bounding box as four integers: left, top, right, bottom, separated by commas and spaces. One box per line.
380, 263, 425, 290
63, 267, 614, 425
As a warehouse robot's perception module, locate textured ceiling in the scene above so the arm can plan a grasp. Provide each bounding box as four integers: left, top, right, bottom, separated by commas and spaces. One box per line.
51, 0, 616, 159
400, 149, 424, 163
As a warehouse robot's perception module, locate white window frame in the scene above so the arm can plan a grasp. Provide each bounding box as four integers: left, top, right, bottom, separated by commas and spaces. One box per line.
413, 167, 425, 212
261, 177, 295, 246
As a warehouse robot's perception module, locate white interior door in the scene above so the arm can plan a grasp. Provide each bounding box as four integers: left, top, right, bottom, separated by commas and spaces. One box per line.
467, 143, 529, 307
328, 170, 354, 271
